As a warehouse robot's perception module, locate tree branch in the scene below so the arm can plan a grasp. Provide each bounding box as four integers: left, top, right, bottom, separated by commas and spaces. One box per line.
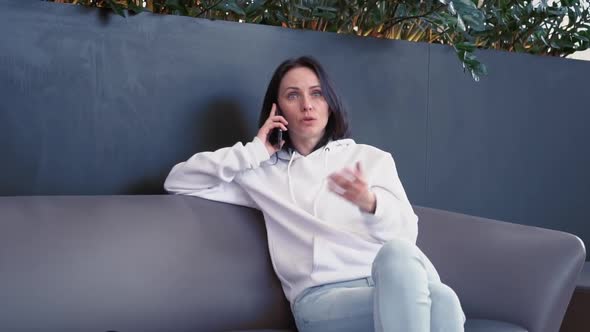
381, 3, 445, 32
195, 0, 225, 18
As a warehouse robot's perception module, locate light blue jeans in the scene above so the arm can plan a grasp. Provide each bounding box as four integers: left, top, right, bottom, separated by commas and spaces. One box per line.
291, 239, 466, 332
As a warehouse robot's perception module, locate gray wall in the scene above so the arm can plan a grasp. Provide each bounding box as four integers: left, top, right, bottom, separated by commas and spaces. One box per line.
1, 0, 588, 258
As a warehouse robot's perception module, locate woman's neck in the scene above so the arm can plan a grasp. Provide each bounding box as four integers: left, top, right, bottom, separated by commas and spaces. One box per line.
291, 136, 322, 156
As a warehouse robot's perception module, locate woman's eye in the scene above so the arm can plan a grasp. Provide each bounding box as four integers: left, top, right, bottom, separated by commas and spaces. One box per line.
287, 93, 299, 99
312, 91, 323, 97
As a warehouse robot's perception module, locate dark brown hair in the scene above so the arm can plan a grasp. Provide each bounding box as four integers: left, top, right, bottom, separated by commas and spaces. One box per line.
258, 56, 350, 155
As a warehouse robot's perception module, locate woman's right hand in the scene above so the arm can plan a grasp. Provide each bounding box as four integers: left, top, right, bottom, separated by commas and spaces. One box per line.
257, 103, 288, 155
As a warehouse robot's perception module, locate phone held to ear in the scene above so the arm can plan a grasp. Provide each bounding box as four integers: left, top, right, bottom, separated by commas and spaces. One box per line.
268, 105, 283, 147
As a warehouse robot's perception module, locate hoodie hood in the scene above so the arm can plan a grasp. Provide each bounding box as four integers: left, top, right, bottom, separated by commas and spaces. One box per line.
278, 139, 356, 217
274, 138, 355, 160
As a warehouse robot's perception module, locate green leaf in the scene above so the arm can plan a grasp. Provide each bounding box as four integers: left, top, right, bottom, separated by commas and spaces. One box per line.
474, 62, 488, 76
224, 1, 246, 16
127, 0, 147, 14
294, 4, 312, 12
313, 11, 337, 20
455, 41, 476, 52
396, 3, 407, 18
275, 11, 288, 23
166, 0, 189, 16
315, 6, 338, 12
245, 0, 266, 15
105, 0, 126, 17
547, 7, 566, 16
251, 15, 263, 23
539, 34, 550, 46
188, 7, 201, 17
312, 6, 337, 20
514, 43, 526, 52
291, 10, 306, 20
451, 0, 486, 31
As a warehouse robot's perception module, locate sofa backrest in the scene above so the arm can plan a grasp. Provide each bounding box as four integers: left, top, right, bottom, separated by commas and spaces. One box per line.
0, 194, 586, 332
0, 195, 294, 331
1, 1, 590, 255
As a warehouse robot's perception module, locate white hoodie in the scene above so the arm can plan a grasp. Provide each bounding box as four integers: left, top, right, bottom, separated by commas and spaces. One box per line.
164, 136, 418, 303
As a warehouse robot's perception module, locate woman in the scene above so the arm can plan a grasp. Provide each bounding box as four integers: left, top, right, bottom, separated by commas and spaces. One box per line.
164, 56, 466, 332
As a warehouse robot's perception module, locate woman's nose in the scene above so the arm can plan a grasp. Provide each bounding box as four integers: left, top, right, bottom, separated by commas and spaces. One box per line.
302, 95, 312, 111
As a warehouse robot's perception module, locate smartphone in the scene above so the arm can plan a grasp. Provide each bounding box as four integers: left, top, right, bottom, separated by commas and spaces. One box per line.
268, 105, 283, 147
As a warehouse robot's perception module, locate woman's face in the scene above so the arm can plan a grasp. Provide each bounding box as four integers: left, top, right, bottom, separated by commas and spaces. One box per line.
277, 67, 330, 144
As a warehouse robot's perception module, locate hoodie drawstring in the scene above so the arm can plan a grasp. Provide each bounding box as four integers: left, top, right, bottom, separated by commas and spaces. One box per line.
312, 146, 329, 217
287, 150, 297, 207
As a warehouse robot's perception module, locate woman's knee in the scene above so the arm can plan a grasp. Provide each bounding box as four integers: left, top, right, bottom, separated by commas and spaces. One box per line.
429, 282, 466, 323
372, 238, 421, 268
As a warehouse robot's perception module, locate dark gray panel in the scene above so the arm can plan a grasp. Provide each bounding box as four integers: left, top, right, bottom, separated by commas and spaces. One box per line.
427, 43, 590, 254
331, 39, 429, 204
0, 1, 428, 201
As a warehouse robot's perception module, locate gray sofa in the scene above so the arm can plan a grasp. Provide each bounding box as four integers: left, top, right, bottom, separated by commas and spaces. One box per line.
0, 195, 585, 332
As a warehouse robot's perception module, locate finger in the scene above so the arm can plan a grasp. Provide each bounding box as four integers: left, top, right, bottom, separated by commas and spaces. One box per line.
270, 103, 277, 117
272, 115, 289, 126
329, 173, 358, 192
266, 113, 288, 130
341, 164, 363, 183
328, 179, 361, 204
327, 180, 346, 195
342, 188, 359, 201
271, 122, 288, 131
328, 173, 349, 188
341, 168, 361, 184
355, 161, 362, 176
334, 169, 367, 193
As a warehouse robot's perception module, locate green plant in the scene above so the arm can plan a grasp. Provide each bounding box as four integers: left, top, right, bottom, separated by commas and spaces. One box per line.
46, 1, 590, 81
472, 0, 590, 56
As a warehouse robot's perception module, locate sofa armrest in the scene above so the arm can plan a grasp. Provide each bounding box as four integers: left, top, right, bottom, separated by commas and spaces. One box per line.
414, 205, 586, 332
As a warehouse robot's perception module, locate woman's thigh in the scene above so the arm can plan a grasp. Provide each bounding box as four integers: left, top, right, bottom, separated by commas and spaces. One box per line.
292, 278, 375, 332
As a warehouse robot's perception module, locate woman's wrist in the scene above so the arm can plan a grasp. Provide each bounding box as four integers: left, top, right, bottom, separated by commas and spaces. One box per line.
360, 191, 377, 214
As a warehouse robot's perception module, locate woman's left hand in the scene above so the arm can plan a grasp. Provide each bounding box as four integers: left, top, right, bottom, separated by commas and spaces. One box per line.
327, 161, 376, 214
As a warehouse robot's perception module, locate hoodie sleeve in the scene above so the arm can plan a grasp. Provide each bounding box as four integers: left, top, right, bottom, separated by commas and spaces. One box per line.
359, 153, 418, 244
163, 137, 270, 209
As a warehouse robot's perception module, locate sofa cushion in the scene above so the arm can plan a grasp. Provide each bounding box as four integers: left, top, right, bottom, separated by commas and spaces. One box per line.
464, 319, 528, 331
229, 319, 527, 332
228, 330, 295, 332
